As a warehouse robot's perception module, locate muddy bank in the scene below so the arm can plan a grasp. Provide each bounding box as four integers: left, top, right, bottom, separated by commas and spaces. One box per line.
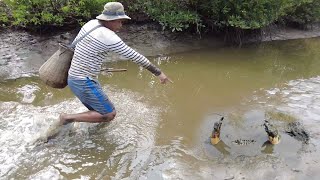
266, 23, 320, 41
246, 23, 320, 42
0, 23, 320, 80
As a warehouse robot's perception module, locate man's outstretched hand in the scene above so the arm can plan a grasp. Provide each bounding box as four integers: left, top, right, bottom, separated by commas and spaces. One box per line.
158, 72, 173, 84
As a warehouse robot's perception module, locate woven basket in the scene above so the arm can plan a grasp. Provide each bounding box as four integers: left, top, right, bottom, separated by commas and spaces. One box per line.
39, 43, 74, 89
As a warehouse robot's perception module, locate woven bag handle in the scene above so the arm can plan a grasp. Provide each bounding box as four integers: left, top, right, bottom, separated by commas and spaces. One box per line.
68, 24, 103, 49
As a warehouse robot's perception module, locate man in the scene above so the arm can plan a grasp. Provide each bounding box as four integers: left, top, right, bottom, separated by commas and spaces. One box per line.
60, 2, 172, 125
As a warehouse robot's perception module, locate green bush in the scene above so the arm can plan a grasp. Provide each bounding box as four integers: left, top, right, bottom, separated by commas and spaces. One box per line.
1, 0, 320, 32
2, 0, 111, 28
286, 0, 320, 25
132, 0, 202, 32
0, 1, 9, 25
199, 0, 313, 29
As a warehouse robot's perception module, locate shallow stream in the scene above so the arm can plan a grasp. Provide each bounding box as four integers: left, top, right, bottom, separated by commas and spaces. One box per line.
0, 30, 320, 179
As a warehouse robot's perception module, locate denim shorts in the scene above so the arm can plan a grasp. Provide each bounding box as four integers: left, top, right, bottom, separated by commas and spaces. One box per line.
68, 77, 115, 115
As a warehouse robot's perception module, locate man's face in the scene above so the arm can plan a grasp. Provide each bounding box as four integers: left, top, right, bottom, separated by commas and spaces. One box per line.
108, 19, 124, 32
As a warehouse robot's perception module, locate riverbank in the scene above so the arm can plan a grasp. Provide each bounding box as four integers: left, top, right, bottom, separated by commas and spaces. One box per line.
247, 23, 320, 42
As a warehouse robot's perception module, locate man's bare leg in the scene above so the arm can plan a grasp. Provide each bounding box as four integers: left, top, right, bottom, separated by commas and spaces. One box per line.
59, 110, 116, 125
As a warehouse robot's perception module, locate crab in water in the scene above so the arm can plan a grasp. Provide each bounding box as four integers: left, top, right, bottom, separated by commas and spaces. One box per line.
210, 117, 224, 145
264, 120, 280, 145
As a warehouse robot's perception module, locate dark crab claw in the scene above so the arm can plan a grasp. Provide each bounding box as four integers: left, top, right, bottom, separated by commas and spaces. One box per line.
213, 117, 224, 133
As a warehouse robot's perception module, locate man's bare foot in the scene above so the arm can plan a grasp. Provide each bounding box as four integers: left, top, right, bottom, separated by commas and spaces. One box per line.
59, 113, 73, 125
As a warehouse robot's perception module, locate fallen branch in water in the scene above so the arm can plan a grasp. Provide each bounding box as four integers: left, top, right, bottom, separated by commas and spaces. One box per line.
100, 68, 127, 72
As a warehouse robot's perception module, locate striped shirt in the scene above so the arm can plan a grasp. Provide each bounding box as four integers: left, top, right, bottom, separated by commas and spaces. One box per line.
68, 19, 159, 79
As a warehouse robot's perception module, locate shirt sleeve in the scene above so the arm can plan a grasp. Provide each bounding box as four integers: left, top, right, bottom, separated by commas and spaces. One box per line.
106, 35, 162, 76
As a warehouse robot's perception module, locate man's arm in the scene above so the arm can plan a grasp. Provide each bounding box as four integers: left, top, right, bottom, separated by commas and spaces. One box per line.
108, 40, 172, 83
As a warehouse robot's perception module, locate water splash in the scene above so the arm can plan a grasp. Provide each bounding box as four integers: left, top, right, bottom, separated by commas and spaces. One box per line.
0, 86, 164, 179
16, 84, 40, 104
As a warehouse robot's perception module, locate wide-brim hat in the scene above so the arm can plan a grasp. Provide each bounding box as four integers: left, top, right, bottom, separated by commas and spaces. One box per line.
96, 2, 131, 21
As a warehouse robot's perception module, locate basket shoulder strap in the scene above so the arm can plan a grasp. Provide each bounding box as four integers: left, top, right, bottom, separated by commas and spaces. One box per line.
69, 24, 103, 48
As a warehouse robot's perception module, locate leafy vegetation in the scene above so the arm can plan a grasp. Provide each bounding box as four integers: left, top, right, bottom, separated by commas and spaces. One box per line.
1, 0, 112, 28
0, 1, 9, 25
131, 0, 202, 32
0, 0, 319, 34
286, 0, 320, 26
199, 0, 314, 29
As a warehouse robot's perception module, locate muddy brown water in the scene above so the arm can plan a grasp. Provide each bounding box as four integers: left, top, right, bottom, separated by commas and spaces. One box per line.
0, 29, 320, 179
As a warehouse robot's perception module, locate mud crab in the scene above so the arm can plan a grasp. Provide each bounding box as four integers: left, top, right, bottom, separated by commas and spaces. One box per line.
264, 120, 281, 145
210, 118, 281, 146
210, 116, 224, 145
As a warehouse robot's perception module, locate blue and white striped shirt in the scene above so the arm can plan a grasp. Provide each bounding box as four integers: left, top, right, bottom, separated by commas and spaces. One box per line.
69, 19, 156, 79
